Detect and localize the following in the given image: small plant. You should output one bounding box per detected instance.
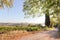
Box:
[26,27,40,31]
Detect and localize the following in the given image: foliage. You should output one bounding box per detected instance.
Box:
[50,16,58,28]
[26,27,41,31]
[23,0,60,17]
[23,0,43,17]
[23,0,60,27]
[43,26,55,31]
[23,0,60,18]
[0,0,14,8]
[0,26,42,34]
[0,25,55,34]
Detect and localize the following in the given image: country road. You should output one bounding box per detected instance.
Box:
[18,28,60,40]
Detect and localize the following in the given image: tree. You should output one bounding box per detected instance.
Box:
[23,0,50,27]
[0,0,14,8]
[45,11,50,27]
[23,0,60,27]
[40,0,60,27]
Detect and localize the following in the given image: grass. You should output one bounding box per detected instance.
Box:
[0,26,55,34]
[0,26,42,34]
[43,27,55,31]
[0,30,32,40]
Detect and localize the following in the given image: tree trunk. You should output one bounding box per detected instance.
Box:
[45,12,50,27]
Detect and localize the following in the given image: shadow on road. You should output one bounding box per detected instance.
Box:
[47,29,60,39]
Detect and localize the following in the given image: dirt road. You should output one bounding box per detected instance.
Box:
[18,28,60,40]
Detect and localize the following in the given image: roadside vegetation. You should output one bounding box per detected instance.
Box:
[0,24,56,34]
[0,25,40,34]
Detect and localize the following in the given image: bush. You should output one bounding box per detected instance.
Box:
[26,27,40,31]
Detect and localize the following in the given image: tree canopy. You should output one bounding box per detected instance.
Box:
[23,0,60,27]
[23,0,60,17]
[0,0,14,8]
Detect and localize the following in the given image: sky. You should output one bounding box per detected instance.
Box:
[0,0,45,24]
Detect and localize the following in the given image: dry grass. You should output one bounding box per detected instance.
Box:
[0,30,32,40]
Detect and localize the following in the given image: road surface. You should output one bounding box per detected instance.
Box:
[18,28,60,40]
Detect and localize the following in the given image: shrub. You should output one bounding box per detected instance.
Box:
[26,27,40,31]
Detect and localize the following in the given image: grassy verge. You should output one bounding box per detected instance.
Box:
[0,26,42,34]
[43,27,55,31]
[0,26,55,34]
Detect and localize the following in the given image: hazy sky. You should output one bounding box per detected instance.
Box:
[0,0,45,24]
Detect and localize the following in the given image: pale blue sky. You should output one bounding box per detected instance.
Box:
[0,0,45,24]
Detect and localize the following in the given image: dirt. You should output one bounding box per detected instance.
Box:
[0,30,32,40]
[18,28,60,40]
[0,28,60,40]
